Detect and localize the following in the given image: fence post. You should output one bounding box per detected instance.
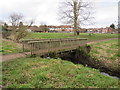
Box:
[22,42,25,52]
[30,43,33,56]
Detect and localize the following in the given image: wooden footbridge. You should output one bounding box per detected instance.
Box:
[21,38,87,56]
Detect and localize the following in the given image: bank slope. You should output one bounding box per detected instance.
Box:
[2,57,119,88]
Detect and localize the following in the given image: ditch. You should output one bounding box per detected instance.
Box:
[41,45,120,80]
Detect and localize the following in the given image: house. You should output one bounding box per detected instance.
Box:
[86,27,115,33]
[59,25,73,32]
[47,25,73,32]
[28,26,43,32]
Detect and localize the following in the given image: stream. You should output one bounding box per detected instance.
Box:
[45,56,120,80]
[100,72,120,80]
[41,46,120,80]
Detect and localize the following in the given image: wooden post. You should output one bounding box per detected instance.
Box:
[23,43,24,52]
[30,43,32,56]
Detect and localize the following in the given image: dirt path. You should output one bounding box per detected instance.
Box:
[1,38,118,62]
[1,52,31,62]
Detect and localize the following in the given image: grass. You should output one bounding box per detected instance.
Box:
[1,40,23,55]
[1,33,119,88]
[90,39,119,70]
[2,57,119,88]
[1,33,118,55]
[24,33,118,41]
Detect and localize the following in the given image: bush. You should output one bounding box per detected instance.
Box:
[14,27,28,42]
[2,29,11,39]
[11,22,28,42]
[2,23,11,39]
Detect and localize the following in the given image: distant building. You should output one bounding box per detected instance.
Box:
[26,29,32,32]
[47,25,73,32]
[28,26,43,32]
[86,27,115,33]
[27,25,116,33]
[6,24,116,33]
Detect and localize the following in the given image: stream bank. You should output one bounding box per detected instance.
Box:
[41,46,120,79]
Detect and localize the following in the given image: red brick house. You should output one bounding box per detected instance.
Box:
[86,27,115,33]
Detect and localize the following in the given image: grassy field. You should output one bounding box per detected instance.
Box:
[2,33,118,55]
[2,33,119,88]
[1,40,23,55]
[2,57,119,88]
[90,39,119,71]
[24,33,118,41]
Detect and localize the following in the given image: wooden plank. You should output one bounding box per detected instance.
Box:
[24,38,87,55]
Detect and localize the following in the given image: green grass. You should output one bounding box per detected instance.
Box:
[24,33,118,41]
[2,57,119,88]
[2,33,118,55]
[1,40,23,55]
[90,39,119,70]
[25,33,72,39]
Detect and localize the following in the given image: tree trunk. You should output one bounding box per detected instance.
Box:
[74,0,78,36]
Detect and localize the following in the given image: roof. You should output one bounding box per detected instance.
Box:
[47,25,72,28]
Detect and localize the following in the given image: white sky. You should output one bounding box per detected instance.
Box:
[0,0,119,28]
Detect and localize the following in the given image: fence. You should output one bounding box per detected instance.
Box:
[21,38,87,55]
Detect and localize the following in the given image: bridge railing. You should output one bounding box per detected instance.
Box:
[20,39,52,51]
[20,38,87,52]
[27,38,87,55]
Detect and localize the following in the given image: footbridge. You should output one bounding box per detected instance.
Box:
[21,38,87,56]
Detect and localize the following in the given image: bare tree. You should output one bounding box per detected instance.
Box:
[59,0,94,35]
[14,21,28,42]
[26,18,35,28]
[8,13,29,42]
[9,13,23,27]
[29,19,34,27]
[39,22,49,32]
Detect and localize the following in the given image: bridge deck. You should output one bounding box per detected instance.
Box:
[21,38,87,56]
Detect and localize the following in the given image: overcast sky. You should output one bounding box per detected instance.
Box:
[0,0,119,28]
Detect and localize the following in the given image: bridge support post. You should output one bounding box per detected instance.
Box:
[22,43,25,52]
